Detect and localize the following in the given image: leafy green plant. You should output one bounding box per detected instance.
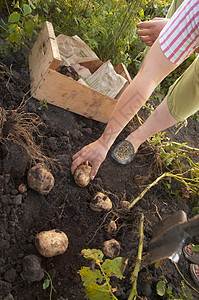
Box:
[38,100,48,111]
[192,202,199,214]
[78,249,125,300]
[43,270,57,300]
[0,0,40,53]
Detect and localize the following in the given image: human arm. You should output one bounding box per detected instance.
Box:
[71,39,177,179]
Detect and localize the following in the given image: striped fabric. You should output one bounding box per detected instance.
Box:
[159,0,199,65]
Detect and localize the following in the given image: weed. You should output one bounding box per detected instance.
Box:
[38,100,48,111]
[43,270,57,300]
[78,248,125,300]
[192,202,199,214]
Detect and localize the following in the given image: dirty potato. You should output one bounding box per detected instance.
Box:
[90,192,112,212]
[103,239,120,258]
[106,220,117,235]
[27,164,54,195]
[121,201,130,208]
[74,164,91,187]
[35,229,68,257]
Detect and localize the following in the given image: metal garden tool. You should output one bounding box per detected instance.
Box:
[147,210,199,264]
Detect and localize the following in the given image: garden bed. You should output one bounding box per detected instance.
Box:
[0,51,199,300]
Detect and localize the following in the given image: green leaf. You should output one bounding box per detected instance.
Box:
[9,33,21,42]
[28,0,36,10]
[23,4,32,16]
[156,280,166,296]
[192,207,199,213]
[25,20,34,34]
[43,278,50,289]
[85,282,115,300]
[81,249,104,263]
[191,245,199,252]
[78,267,103,286]
[167,285,173,295]
[102,257,124,279]
[8,12,20,23]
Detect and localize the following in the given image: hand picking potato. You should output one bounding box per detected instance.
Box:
[74,164,91,187]
[35,229,68,257]
[103,239,120,258]
[90,192,112,212]
[27,164,54,195]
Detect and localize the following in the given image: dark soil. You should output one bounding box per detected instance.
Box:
[0,51,199,300]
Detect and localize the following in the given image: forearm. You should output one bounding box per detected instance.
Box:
[99,40,177,149]
[99,74,155,148]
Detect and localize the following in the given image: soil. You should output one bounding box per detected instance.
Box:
[0,51,199,300]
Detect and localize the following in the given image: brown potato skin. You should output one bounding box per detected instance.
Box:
[103,239,120,258]
[73,165,91,187]
[35,229,68,257]
[27,164,54,195]
[90,192,112,212]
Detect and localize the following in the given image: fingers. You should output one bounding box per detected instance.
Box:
[71,155,85,175]
[136,21,153,29]
[137,29,150,37]
[90,161,101,180]
[139,35,152,43]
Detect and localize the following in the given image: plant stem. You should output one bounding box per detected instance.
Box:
[173,262,199,295]
[128,213,144,300]
[128,173,168,210]
[98,263,119,300]
[168,142,199,152]
[43,270,57,300]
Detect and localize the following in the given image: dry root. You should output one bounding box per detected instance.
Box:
[0,94,54,168]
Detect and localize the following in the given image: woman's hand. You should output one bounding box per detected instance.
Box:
[71,139,109,180]
[136,17,170,46]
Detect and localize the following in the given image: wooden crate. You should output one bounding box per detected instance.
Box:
[29,21,132,123]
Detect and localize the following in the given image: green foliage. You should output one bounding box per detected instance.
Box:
[38,100,48,111]
[192,201,199,214]
[43,270,57,300]
[0,0,41,54]
[150,132,199,198]
[191,245,199,253]
[156,280,166,296]
[78,249,124,300]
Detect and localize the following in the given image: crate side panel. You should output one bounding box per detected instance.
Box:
[29,21,61,92]
[34,69,117,123]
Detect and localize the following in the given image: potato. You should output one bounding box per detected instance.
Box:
[103,239,120,258]
[35,229,68,257]
[18,183,27,193]
[106,220,117,235]
[74,164,91,187]
[27,164,54,195]
[90,192,112,212]
[121,201,130,208]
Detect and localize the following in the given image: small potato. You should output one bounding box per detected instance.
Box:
[90,192,112,212]
[106,220,117,235]
[27,164,54,195]
[74,164,91,187]
[35,229,68,257]
[121,201,130,208]
[18,183,27,193]
[103,239,120,258]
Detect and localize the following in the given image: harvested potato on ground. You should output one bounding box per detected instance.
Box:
[90,192,112,212]
[106,220,117,235]
[35,229,68,257]
[103,239,120,258]
[121,201,130,208]
[27,164,54,195]
[18,183,27,193]
[74,164,91,187]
